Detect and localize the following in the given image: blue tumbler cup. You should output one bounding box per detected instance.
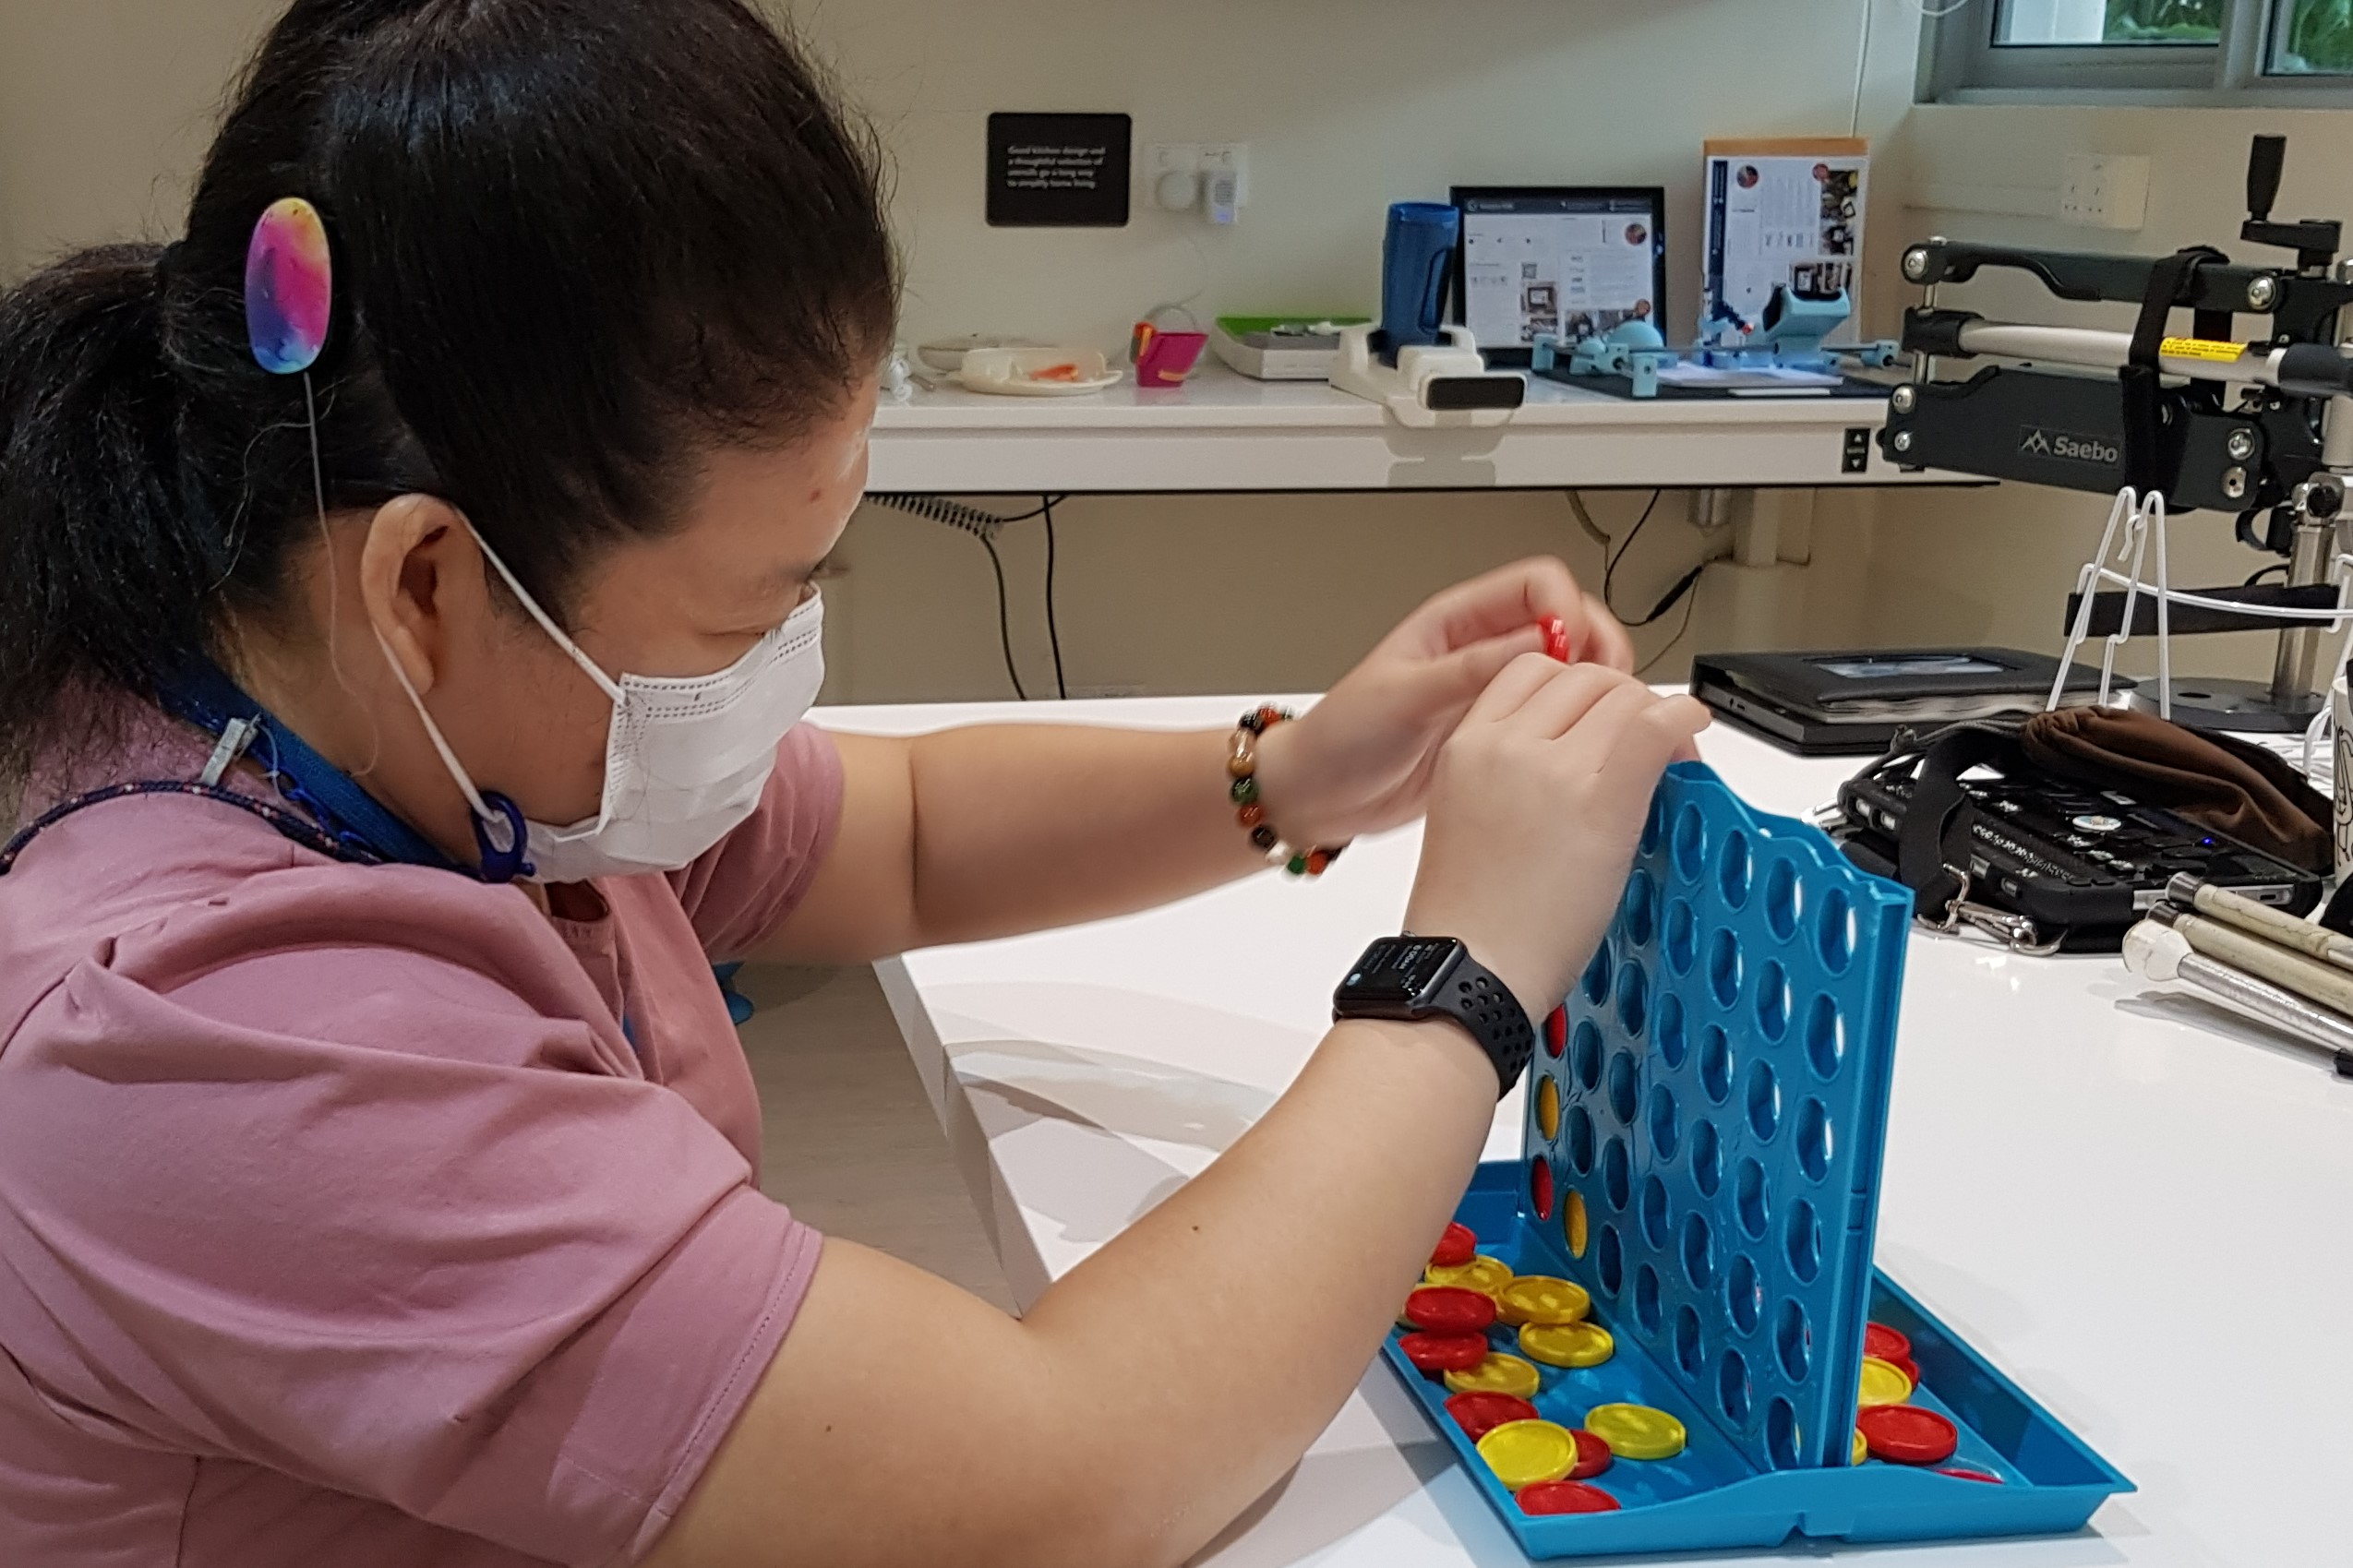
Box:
[1378,202,1460,365]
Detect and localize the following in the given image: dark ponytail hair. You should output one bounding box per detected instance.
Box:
[0,0,896,788]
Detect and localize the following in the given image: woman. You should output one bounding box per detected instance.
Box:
[0,3,1709,1564]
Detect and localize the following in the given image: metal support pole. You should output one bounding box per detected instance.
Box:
[2271,511,2335,708]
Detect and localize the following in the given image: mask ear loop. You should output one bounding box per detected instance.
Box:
[248,197,534,884]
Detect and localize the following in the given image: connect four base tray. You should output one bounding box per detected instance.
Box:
[1385,1164,2132,1558]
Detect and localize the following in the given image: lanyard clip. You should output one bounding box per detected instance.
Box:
[1920,867,2065,955]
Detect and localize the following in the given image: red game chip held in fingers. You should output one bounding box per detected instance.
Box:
[1517,1480,1619,1515]
[1567,1428,1614,1479]
[1544,1006,1568,1058]
[1540,615,1572,664]
[1406,1286,1498,1335]
[1445,1391,1538,1442]
[1401,1332,1491,1374]
[1864,1323,1911,1363]
[1857,1405,1959,1466]
[1430,1221,1477,1269]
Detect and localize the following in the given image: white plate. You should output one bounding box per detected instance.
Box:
[955,368,1124,397]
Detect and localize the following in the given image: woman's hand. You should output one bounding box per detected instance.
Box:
[1253,557,1635,848]
[1405,658,1710,1019]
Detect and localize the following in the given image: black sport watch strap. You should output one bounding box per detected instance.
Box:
[1331,936,1536,1099]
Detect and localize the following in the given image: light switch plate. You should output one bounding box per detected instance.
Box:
[2059,153,2149,231]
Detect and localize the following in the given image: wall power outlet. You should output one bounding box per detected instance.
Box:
[2059,153,2149,231]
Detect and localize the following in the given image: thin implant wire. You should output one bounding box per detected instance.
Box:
[301,372,352,694]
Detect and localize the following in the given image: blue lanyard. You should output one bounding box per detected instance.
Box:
[149,657,465,871]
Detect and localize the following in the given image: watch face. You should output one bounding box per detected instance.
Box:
[1344,937,1461,1004]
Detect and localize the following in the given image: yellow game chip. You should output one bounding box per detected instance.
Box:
[1425,1254,1512,1298]
[1585,1402,1687,1461]
[1475,1418,1579,1489]
[1857,1355,1914,1407]
[1536,1076,1561,1143]
[1443,1352,1542,1399]
[1564,1189,1589,1259]
[1852,1427,1868,1465]
[1496,1275,1591,1327]
[1519,1321,1614,1369]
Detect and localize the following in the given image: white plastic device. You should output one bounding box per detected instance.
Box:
[1327,324,1523,429]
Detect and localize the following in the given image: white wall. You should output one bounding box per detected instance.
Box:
[1858,102,2353,682]
[0,0,1923,703]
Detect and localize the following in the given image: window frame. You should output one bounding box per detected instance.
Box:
[1918,0,2353,105]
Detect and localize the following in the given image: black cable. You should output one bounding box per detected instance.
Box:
[1600,490,1665,621]
[1636,582,1700,678]
[980,534,1027,700]
[2246,563,2289,587]
[1041,495,1068,699]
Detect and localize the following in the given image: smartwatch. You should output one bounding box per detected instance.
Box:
[1332,935,1535,1099]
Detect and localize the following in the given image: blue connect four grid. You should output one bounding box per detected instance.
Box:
[1380,764,2132,1557]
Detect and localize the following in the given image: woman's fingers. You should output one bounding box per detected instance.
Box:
[1397,556,1588,656]
[1465,650,1583,726]
[1579,592,1636,673]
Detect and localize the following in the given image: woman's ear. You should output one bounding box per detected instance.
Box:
[359,494,480,698]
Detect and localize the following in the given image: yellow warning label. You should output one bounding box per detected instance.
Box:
[2160,336,2249,364]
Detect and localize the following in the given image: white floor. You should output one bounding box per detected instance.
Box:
[735,964,1016,1313]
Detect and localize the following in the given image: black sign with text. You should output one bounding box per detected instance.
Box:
[987,113,1131,228]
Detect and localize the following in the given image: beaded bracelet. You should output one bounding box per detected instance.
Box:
[1229,704,1350,879]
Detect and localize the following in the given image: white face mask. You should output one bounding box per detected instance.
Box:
[378,526,826,882]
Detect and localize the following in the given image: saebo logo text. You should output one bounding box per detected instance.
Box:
[2019,425,2119,466]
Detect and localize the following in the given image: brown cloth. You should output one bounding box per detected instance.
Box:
[2021,706,2333,874]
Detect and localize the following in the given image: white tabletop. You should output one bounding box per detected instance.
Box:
[819,696,2348,1568]
[867,362,1957,495]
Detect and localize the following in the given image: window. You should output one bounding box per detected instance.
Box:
[1920,0,2353,101]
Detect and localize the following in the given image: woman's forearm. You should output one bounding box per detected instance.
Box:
[900,723,1273,948]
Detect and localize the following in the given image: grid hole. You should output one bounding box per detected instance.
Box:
[1818,886,1855,974]
[1681,1211,1717,1291]
[1735,1157,1771,1240]
[1785,1197,1823,1284]
[1615,960,1649,1039]
[1719,831,1752,909]
[1566,1104,1597,1174]
[1708,929,1743,1009]
[1690,1118,1723,1196]
[1805,995,1845,1082]
[1766,1398,1802,1469]
[1635,1264,1663,1335]
[1639,1174,1671,1248]
[1746,1059,1782,1143]
[1764,858,1802,940]
[1602,1136,1632,1213]
[1775,1299,1812,1382]
[1655,992,1688,1070]
[1726,1253,1762,1335]
[1673,803,1707,883]
[1640,793,1666,856]
[1675,1305,1705,1375]
[1597,1224,1625,1296]
[1795,1098,1833,1181]
[1581,941,1614,1009]
[1530,1155,1555,1220]
[1756,961,1790,1043]
[1664,900,1698,975]
[1622,868,1657,948]
[1648,1083,1681,1163]
[1606,1050,1639,1125]
[1719,1347,1753,1427]
[1699,1025,1733,1104]
[1572,1021,1604,1093]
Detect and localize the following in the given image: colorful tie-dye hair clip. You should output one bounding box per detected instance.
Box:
[245,197,332,376]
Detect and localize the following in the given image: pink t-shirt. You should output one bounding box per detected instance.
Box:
[0,704,846,1567]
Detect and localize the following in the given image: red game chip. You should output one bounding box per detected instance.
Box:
[1567,1428,1614,1479]
[1445,1391,1538,1441]
[1430,1221,1477,1269]
[1936,1466,2004,1485]
[1888,1354,1921,1388]
[1400,1332,1490,1374]
[1406,1286,1498,1335]
[1857,1405,1958,1466]
[1518,1480,1619,1515]
[1864,1323,1911,1362]
[1540,616,1572,664]
[1530,1157,1555,1221]
[1544,1006,1568,1058]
